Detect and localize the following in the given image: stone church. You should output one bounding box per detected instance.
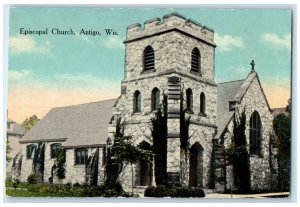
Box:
[12,12,277,193]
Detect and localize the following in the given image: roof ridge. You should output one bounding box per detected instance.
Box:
[217,79,245,84]
[53,98,118,109]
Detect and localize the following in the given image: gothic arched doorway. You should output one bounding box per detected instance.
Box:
[189,142,204,187]
[138,141,153,186]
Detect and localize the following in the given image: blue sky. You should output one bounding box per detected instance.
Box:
[8,7,292,122]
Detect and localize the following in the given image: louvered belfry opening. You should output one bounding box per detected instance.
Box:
[144,46,155,71]
[191,48,200,72]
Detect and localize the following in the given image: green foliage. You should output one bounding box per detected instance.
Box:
[273,99,291,190]
[27,173,38,184]
[225,107,250,192]
[21,115,40,132]
[6,140,12,162]
[12,179,21,189]
[113,136,153,165]
[144,185,205,198]
[24,183,134,197]
[55,148,66,179]
[151,94,168,185]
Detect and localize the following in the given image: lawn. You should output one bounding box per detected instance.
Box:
[6,188,58,197]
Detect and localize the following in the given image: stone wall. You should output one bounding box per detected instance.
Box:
[223,76,277,191]
[6,135,22,177]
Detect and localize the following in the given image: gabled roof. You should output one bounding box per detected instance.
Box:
[20,99,117,148]
[215,71,271,139]
[215,79,244,139]
[7,118,25,136]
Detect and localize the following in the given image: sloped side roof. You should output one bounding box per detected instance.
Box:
[20,99,117,147]
[215,80,244,139]
[7,118,25,136]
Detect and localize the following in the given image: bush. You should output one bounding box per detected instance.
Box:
[12,179,21,189]
[144,185,205,198]
[26,182,134,197]
[27,173,38,184]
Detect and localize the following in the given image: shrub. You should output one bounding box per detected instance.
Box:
[27,173,38,184]
[144,185,205,198]
[12,179,21,189]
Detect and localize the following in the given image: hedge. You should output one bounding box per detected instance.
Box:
[144,185,205,198]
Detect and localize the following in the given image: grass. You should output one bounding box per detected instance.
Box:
[6,188,58,197]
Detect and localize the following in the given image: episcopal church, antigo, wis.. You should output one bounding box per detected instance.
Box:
[12,12,277,193]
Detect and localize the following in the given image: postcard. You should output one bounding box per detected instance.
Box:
[5,7,292,199]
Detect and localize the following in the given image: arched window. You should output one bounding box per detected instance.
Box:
[133,90,141,112]
[143,46,155,71]
[249,111,262,155]
[186,88,193,112]
[191,48,201,72]
[151,88,160,111]
[26,144,36,159]
[200,92,206,115]
[50,143,62,159]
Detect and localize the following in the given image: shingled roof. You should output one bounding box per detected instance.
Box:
[20,99,117,148]
[215,79,244,139]
[7,118,25,136]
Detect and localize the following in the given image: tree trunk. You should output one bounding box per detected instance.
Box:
[131,163,134,195]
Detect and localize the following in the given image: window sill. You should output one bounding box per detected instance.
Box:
[250,154,263,159]
[132,111,142,115]
[141,69,156,75]
[198,112,207,117]
[186,110,194,114]
[190,70,202,76]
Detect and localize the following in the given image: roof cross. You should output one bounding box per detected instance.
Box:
[250,60,255,72]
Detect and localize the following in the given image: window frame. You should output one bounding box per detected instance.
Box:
[249,111,262,156]
[50,143,62,159]
[186,88,193,112]
[75,148,88,165]
[191,48,201,73]
[133,90,141,113]
[26,144,36,159]
[143,45,155,71]
[151,88,160,111]
[200,92,206,115]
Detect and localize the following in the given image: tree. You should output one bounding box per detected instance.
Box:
[225,107,250,192]
[273,99,291,191]
[21,115,40,132]
[6,139,12,162]
[114,135,153,194]
[55,148,66,180]
[151,95,168,185]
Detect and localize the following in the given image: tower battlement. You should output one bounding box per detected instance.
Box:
[125,12,215,46]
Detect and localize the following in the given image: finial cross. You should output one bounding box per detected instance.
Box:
[250,60,255,71]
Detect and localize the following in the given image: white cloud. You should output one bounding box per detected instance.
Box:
[261,33,291,50]
[54,73,97,83]
[103,36,124,49]
[9,70,30,80]
[9,35,52,54]
[215,33,244,52]
[74,34,96,47]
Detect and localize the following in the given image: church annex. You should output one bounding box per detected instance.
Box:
[12,12,277,193]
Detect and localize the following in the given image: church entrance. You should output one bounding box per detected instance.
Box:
[189,142,203,187]
[138,141,153,186]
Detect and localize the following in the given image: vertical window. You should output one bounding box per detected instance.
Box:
[50,143,62,159]
[249,111,262,155]
[133,90,141,112]
[75,149,88,165]
[186,88,193,112]
[200,92,206,114]
[191,48,201,72]
[26,144,36,159]
[151,88,160,111]
[144,46,155,71]
[102,147,106,166]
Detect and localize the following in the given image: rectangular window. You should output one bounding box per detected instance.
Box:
[102,147,106,166]
[50,144,61,159]
[75,149,88,165]
[26,145,36,159]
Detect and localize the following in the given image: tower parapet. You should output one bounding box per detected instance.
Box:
[125,12,215,46]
